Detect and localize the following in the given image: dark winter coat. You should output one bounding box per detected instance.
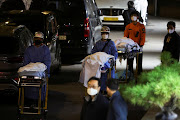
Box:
[80,93,109,120]
[162,31,180,61]
[106,91,128,120]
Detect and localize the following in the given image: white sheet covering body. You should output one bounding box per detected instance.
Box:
[17,62,47,100]
[18,62,47,77]
[114,37,140,52]
[79,52,114,87]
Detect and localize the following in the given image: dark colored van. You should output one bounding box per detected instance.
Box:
[0,24,33,91]
[0,10,61,72]
[47,0,102,62]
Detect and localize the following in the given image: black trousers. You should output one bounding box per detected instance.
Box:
[127,52,143,75]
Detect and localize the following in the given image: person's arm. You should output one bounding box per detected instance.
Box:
[140,24,146,46]
[91,42,99,54]
[23,48,31,66]
[112,99,127,120]
[162,35,167,52]
[44,46,51,75]
[124,25,129,38]
[111,41,118,60]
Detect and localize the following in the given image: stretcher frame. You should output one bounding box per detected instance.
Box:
[17,75,48,119]
[117,50,142,83]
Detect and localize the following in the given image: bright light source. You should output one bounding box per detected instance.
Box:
[21,76,27,79]
[34,76,41,79]
[41,11,49,15]
[5,21,9,24]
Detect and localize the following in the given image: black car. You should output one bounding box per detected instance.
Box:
[0,10,61,72]
[0,23,33,91]
[46,0,102,62]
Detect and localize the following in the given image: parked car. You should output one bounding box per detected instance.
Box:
[0,10,61,72]
[0,23,33,91]
[46,0,102,62]
[99,7,124,27]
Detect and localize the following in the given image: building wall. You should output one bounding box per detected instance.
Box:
[148,0,180,19]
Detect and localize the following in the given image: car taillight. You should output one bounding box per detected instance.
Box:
[84,18,90,38]
[14,77,19,81]
[7,56,23,63]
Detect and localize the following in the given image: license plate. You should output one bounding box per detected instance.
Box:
[104,17,118,21]
[59,35,67,40]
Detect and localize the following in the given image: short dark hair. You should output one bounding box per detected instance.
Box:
[128,1,134,8]
[167,21,176,28]
[106,78,119,91]
[88,76,101,86]
[130,11,139,17]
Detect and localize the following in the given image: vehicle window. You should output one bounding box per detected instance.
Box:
[0,37,19,54]
[85,0,95,17]
[19,28,33,49]
[46,15,57,34]
[101,9,123,16]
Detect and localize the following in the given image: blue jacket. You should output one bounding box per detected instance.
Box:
[91,39,118,91]
[107,91,128,120]
[23,45,51,75]
[92,39,118,60]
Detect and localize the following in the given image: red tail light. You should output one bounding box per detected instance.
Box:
[7,56,23,63]
[84,18,90,37]
[14,77,19,81]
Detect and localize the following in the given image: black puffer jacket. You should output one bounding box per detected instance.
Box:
[80,93,109,120]
[162,31,180,61]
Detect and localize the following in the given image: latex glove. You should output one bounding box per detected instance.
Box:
[140,47,143,52]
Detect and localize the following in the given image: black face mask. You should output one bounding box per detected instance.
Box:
[34,40,43,46]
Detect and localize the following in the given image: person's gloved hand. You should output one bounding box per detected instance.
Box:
[101,67,108,73]
[140,46,143,52]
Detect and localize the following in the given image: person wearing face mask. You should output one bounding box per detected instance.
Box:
[23,31,51,76]
[80,76,109,120]
[124,11,146,76]
[123,1,143,28]
[106,78,128,120]
[91,26,118,94]
[162,21,180,62]
[23,31,51,106]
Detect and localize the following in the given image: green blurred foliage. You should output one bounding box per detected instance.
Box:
[119,52,180,109]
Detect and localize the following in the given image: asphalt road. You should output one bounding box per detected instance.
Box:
[0,15,180,120]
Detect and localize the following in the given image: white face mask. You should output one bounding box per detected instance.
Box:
[87,88,98,96]
[131,16,137,21]
[168,29,174,34]
[102,34,109,40]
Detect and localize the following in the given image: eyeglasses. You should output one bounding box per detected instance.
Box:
[87,84,99,89]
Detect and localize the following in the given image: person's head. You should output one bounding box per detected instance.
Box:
[87,76,101,96]
[167,21,176,34]
[130,11,139,22]
[106,78,119,97]
[34,31,44,46]
[128,1,134,8]
[101,26,110,40]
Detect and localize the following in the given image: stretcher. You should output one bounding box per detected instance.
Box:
[17,71,48,120]
[79,52,115,87]
[115,37,142,83]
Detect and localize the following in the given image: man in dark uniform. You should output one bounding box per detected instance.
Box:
[162,21,180,62]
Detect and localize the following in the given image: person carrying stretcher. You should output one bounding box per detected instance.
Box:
[92,26,118,94]
[23,31,51,105]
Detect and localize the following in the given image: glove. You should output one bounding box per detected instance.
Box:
[140,46,143,52]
